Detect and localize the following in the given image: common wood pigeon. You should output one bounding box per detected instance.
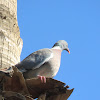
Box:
[15,40,70,83]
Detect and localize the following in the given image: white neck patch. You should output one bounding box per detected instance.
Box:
[52,46,62,50]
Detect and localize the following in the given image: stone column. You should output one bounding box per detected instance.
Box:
[0,0,23,68]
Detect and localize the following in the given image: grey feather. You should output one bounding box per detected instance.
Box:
[15,48,53,72]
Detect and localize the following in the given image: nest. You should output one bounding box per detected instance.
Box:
[0,66,74,100]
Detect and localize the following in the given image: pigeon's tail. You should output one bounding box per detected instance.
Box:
[0,67,12,72]
[0,70,11,78]
[15,63,20,68]
[15,63,26,73]
[0,66,13,77]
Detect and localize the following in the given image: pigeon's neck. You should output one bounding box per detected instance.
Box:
[52,46,62,51]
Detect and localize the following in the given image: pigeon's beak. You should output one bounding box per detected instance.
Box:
[67,49,70,54]
[65,47,70,54]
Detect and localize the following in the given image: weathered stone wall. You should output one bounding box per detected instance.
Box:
[0,0,23,68]
[0,0,17,18]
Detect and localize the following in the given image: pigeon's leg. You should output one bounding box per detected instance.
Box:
[42,76,46,83]
[37,75,46,83]
[38,75,43,83]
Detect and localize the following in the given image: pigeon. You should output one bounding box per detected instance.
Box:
[15,40,70,83]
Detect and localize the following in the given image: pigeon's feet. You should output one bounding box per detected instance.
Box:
[37,75,46,83]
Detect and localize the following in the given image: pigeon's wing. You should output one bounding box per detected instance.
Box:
[16,48,53,72]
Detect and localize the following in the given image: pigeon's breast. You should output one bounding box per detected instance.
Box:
[47,49,62,77]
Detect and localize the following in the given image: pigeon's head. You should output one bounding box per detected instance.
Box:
[52,40,70,54]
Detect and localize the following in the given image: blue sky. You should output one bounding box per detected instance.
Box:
[17,0,100,100]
